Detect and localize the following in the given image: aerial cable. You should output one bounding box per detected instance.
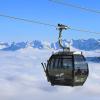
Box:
[0,14,56,27]
[49,0,100,14]
[0,13,100,34]
[69,27,100,34]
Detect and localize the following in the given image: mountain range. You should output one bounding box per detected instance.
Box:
[0,38,100,51]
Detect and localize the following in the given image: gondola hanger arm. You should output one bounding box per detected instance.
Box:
[57,24,70,51]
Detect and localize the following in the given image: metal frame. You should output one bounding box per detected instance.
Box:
[57,24,70,51]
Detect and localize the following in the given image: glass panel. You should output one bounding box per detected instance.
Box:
[58,59,62,69]
[63,56,72,59]
[49,58,54,69]
[74,55,88,69]
[54,59,59,69]
[62,59,72,69]
[74,55,88,83]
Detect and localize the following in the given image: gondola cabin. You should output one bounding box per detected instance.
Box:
[41,24,89,86]
[44,51,89,86]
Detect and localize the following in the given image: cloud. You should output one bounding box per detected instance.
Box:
[0,49,100,100]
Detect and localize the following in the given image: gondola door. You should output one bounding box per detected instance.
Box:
[59,55,73,84]
[74,55,88,85]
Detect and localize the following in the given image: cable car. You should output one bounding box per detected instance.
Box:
[41,24,89,86]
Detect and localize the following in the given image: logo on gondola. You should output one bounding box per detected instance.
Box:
[56,73,64,77]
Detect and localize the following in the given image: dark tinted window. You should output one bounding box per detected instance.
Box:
[48,58,54,69]
[63,56,72,59]
[62,59,72,69]
[58,59,62,69]
[74,55,88,69]
[54,59,59,69]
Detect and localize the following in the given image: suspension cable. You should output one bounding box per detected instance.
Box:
[0,14,56,27]
[49,0,100,14]
[0,13,100,34]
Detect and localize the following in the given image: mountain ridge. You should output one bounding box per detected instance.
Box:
[0,38,100,51]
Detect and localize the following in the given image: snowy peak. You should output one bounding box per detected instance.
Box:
[0,38,100,51]
[30,40,43,49]
[2,42,27,51]
[72,38,100,51]
[0,42,9,49]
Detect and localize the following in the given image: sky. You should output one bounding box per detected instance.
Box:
[0,0,100,42]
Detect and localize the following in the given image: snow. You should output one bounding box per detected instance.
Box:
[0,45,6,49]
[0,48,100,100]
[0,42,8,49]
[0,38,100,51]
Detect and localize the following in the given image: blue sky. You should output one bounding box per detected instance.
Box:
[0,0,100,42]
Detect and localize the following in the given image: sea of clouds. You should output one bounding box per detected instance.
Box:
[0,47,100,100]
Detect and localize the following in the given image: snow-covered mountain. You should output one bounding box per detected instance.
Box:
[72,38,100,51]
[0,42,9,49]
[0,39,100,63]
[0,38,100,51]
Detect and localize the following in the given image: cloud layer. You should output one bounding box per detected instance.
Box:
[0,48,100,100]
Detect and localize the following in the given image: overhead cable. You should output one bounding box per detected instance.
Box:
[0,14,56,27]
[0,13,100,34]
[49,0,100,14]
